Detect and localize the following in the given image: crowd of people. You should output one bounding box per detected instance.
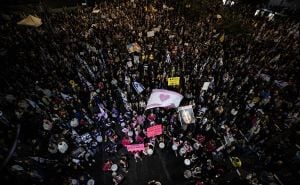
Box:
[0,0,299,185]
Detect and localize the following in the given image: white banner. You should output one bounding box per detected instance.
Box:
[146,89,183,110]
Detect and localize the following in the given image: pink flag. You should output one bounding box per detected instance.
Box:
[146,89,183,110]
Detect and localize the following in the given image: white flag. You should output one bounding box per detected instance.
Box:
[259,74,271,82]
[60,92,73,100]
[25,99,39,109]
[146,89,183,110]
[97,103,108,120]
[78,72,94,91]
[213,33,220,38]
[132,81,145,94]
[274,80,288,88]
[269,54,280,64]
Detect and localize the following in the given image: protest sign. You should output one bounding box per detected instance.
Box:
[92,9,100,14]
[153,27,161,32]
[177,105,195,125]
[168,77,180,86]
[132,81,145,94]
[169,35,175,39]
[127,61,133,68]
[147,31,155,37]
[126,144,145,152]
[147,124,163,138]
[202,82,210,91]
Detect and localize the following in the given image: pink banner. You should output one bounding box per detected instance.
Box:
[147,124,163,138]
[126,144,145,152]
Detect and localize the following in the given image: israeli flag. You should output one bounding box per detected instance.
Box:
[78,71,94,91]
[60,92,73,101]
[165,53,171,63]
[132,81,145,94]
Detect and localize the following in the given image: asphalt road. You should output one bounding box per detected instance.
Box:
[96,143,188,185]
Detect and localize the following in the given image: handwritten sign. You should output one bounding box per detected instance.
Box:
[168,77,180,86]
[147,124,163,138]
[126,144,145,152]
[147,31,155,37]
[201,82,210,91]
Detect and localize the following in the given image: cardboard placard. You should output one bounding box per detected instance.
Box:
[168,77,180,86]
[153,27,161,32]
[202,82,210,91]
[126,144,145,152]
[147,31,155,37]
[92,9,100,14]
[177,105,195,125]
[147,124,163,138]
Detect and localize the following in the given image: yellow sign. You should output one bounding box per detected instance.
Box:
[168,77,180,86]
